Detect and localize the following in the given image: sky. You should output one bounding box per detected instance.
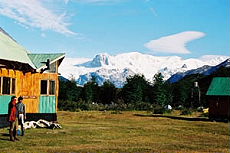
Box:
[0,0,229,58]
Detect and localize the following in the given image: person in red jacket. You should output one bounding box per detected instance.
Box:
[8,96,19,141]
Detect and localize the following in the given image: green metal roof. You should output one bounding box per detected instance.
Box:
[28,53,65,69]
[0,30,36,69]
[206,77,230,96]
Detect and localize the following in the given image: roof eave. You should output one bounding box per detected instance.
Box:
[36,54,65,72]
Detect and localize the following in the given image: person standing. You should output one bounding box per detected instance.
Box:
[16,96,26,136]
[8,96,19,141]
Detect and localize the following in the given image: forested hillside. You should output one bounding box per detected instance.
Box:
[58,66,230,112]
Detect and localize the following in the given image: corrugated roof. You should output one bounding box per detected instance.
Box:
[0,30,36,69]
[206,77,230,96]
[28,53,65,69]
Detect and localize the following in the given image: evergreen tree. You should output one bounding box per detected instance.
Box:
[100,81,116,104]
[164,82,173,106]
[122,74,149,104]
[59,76,82,102]
[171,83,188,107]
[82,77,99,103]
[59,77,68,101]
[171,74,201,108]
[152,73,167,106]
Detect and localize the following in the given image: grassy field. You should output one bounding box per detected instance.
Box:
[0,111,229,153]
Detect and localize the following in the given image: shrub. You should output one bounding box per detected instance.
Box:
[133,102,153,111]
[152,105,165,114]
[197,106,204,112]
[75,108,81,112]
[88,103,105,111]
[58,100,78,112]
[200,112,209,117]
[176,105,184,110]
[76,99,90,110]
[164,109,172,114]
[181,108,192,115]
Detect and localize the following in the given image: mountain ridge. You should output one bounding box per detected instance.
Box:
[59,52,229,87]
[168,58,230,83]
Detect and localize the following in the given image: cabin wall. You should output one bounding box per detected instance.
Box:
[0,68,59,115]
[22,72,59,113]
[208,96,230,120]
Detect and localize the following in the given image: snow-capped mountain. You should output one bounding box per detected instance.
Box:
[77,68,135,88]
[59,52,229,88]
[168,58,230,83]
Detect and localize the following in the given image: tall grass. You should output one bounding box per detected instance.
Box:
[0,111,229,153]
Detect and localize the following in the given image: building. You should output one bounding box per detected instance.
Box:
[0,28,65,127]
[206,77,230,120]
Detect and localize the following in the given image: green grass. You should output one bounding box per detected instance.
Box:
[0,111,229,153]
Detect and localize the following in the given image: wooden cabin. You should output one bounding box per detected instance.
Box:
[206,77,230,120]
[0,28,65,127]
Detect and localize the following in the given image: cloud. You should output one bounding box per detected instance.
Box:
[0,0,75,35]
[78,0,119,2]
[149,7,158,17]
[144,31,205,54]
[64,0,70,4]
[41,33,46,38]
[144,0,158,17]
[67,0,122,4]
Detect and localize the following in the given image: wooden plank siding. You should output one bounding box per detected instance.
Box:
[40,96,56,113]
[0,68,59,114]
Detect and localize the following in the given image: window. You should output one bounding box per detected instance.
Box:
[1,77,16,95]
[48,62,57,73]
[49,80,55,95]
[41,80,48,94]
[11,78,16,94]
[3,77,10,94]
[41,80,55,95]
